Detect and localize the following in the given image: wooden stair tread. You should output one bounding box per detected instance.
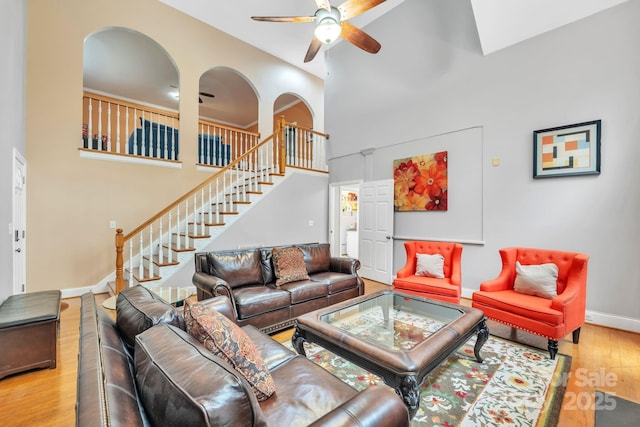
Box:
[144,255,179,267]
[164,243,196,252]
[129,267,161,282]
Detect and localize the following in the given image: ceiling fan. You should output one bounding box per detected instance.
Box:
[198,91,215,104]
[170,85,215,103]
[252,0,386,63]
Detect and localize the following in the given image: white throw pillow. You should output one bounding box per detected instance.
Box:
[415,253,445,279]
[513,261,559,299]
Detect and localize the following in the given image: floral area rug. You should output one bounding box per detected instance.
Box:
[283,311,570,426]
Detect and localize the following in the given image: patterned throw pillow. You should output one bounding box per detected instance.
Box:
[272,246,310,286]
[183,298,276,401]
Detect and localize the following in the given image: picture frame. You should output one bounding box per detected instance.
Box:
[533,120,601,178]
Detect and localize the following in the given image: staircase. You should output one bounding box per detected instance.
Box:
[107,120,328,296]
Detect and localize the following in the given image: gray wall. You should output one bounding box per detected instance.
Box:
[0,0,26,303]
[167,171,330,286]
[325,0,640,328]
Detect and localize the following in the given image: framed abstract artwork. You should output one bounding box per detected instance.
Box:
[533,120,601,178]
[393,151,448,211]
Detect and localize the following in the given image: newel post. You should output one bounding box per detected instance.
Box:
[278,115,287,175]
[115,228,125,294]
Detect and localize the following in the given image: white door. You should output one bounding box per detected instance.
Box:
[12,149,27,294]
[358,179,394,284]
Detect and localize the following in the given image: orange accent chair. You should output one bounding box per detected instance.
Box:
[393,241,463,303]
[472,247,589,359]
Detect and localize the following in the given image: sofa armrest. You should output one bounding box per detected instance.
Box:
[479,248,517,292]
[192,273,238,313]
[330,257,361,275]
[308,386,409,427]
[550,254,589,329]
[199,296,239,324]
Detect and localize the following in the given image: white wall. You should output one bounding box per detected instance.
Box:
[325,0,640,330]
[167,171,329,286]
[0,0,26,303]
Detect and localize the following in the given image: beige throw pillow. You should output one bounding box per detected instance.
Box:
[415,253,445,279]
[513,261,559,299]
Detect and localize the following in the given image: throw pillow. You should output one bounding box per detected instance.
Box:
[183,298,276,401]
[513,261,559,299]
[272,246,310,286]
[415,253,445,279]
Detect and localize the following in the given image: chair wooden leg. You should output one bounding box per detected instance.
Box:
[547,339,558,360]
[572,327,581,344]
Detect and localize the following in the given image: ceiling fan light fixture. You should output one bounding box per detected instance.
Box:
[314,18,341,44]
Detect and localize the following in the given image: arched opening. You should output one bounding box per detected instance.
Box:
[196,67,260,167]
[273,93,313,129]
[273,93,326,171]
[82,27,180,160]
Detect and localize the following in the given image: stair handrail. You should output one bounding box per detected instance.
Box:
[113,117,328,294]
[114,123,283,294]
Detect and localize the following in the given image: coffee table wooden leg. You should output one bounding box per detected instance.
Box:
[292,327,307,357]
[398,375,420,419]
[474,319,489,363]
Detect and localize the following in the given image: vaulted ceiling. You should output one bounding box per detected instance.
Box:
[83,0,628,128]
[159,0,628,79]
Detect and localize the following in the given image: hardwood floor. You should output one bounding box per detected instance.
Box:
[0,282,638,426]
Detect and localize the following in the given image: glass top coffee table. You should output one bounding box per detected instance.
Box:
[292,290,489,419]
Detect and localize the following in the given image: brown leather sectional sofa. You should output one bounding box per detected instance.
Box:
[76,286,409,426]
[193,243,364,334]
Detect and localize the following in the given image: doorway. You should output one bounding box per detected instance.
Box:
[329,183,360,259]
[12,148,26,294]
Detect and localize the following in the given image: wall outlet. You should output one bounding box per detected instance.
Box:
[109,220,116,229]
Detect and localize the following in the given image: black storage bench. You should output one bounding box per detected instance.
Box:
[0,290,61,379]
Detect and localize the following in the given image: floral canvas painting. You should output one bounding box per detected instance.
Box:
[393,151,448,211]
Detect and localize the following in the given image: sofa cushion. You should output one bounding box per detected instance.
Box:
[393,276,459,298]
[514,261,558,299]
[116,286,185,354]
[242,325,298,370]
[259,248,276,285]
[234,286,291,318]
[135,324,268,427]
[279,280,328,304]
[309,271,358,294]
[272,247,310,286]
[208,249,264,288]
[263,355,357,426]
[184,298,276,401]
[415,253,445,279]
[298,243,331,275]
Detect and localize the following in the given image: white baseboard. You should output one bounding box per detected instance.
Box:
[461,287,640,334]
[61,282,110,299]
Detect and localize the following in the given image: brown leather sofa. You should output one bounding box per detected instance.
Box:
[76,286,409,427]
[193,243,364,334]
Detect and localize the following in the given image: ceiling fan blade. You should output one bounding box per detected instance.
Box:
[304,37,323,63]
[338,0,387,20]
[340,21,381,54]
[251,16,315,23]
[314,0,332,12]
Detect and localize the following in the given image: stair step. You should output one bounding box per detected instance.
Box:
[130,267,161,283]
[164,243,196,252]
[144,254,180,267]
